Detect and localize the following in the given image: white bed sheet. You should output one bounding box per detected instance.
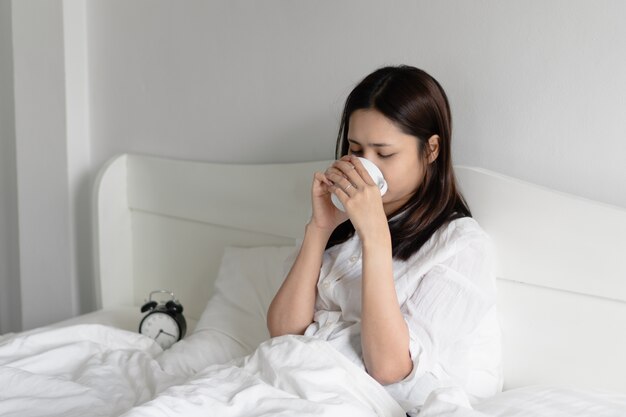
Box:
[415,385,626,417]
[474,385,626,417]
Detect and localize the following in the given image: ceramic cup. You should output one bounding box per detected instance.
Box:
[331,157,388,212]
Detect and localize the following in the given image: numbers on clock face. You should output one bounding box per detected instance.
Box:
[140,313,180,350]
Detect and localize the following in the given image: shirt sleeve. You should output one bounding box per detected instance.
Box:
[386,234,497,410]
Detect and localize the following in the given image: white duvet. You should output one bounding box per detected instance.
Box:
[0,324,405,417]
[123,334,405,417]
[2,324,626,417]
[0,325,181,417]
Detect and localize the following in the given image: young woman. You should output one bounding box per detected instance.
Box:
[267,65,502,415]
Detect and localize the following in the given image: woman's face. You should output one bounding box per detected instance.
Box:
[347,108,426,216]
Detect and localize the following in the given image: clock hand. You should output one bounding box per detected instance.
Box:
[161,330,176,338]
[155,329,176,340]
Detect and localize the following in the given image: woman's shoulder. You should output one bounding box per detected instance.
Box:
[444,216,494,259]
[426,216,489,245]
[443,216,490,243]
[406,217,493,266]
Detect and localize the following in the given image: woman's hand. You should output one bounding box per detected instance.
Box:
[325,155,389,242]
[309,168,349,233]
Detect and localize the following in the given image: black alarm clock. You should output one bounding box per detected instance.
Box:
[139,290,187,350]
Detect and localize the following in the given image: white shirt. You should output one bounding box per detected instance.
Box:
[301,217,503,415]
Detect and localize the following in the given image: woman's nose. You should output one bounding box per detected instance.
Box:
[361,151,376,161]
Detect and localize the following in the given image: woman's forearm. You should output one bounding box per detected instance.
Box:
[267,223,332,337]
[360,233,413,385]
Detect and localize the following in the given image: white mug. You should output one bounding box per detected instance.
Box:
[331,157,388,212]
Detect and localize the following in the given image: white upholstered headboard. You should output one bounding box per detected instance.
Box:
[457,167,626,392]
[94,153,626,393]
[94,154,328,321]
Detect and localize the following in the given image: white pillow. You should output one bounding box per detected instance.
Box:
[158,245,297,376]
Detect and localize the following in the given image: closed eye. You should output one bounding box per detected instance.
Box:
[349,149,395,159]
[348,149,396,159]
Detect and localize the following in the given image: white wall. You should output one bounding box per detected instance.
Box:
[1,0,91,332]
[0,0,21,333]
[2,0,625,331]
[88,0,626,208]
[11,0,79,330]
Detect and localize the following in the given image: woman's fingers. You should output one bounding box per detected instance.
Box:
[326,160,357,182]
[345,156,376,186]
[334,159,363,187]
[332,156,376,187]
[324,156,381,203]
[325,170,357,195]
[336,180,356,196]
[314,171,333,188]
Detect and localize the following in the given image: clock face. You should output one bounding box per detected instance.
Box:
[139,312,180,350]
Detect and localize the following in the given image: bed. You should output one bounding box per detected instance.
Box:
[1,153,625,417]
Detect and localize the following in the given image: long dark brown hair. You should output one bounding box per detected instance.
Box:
[326,65,472,261]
